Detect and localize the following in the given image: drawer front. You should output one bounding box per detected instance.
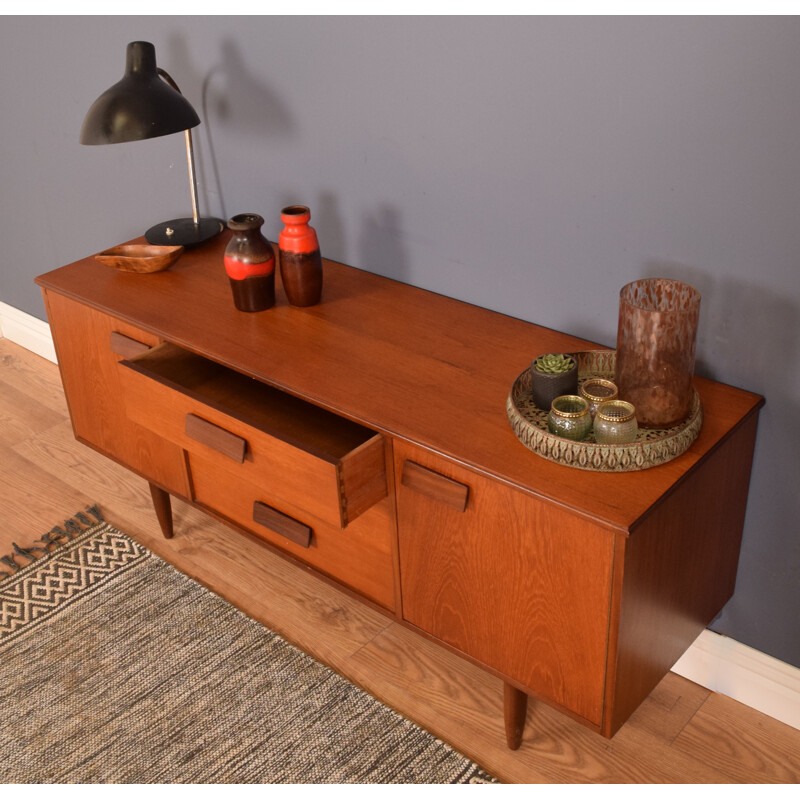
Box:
[190,453,396,611]
[394,441,614,726]
[118,347,386,528]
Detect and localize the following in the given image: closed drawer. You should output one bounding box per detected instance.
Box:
[190,453,396,610]
[118,342,387,528]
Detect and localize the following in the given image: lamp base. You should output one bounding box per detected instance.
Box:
[145,217,225,247]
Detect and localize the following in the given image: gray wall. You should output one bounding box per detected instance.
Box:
[2,17,798,667]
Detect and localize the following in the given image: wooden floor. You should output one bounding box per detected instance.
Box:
[1,336,798,784]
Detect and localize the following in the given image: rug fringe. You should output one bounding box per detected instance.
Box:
[0,505,104,579]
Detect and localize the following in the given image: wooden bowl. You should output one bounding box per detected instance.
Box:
[95,244,184,273]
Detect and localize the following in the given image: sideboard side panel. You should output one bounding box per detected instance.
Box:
[607,411,761,735]
[43,289,190,498]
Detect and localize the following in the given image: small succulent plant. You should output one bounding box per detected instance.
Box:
[533,353,575,375]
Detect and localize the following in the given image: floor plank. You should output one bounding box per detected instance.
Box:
[0,377,65,448]
[1,337,798,784]
[0,338,69,416]
[0,448,92,553]
[346,625,733,783]
[624,672,710,744]
[672,691,800,783]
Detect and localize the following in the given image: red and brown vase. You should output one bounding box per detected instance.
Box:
[224,213,275,312]
[278,205,323,307]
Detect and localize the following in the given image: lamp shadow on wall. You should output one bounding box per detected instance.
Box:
[358,205,410,286]
[275,199,408,305]
[315,191,346,261]
[166,37,294,223]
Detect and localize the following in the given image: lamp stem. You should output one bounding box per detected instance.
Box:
[158,67,201,228]
[184,128,200,226]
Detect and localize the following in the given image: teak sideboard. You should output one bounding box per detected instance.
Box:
[36,233,764,747]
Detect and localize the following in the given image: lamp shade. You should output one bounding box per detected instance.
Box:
[80,41,200,145]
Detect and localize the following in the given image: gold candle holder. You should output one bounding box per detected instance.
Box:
[579,378,618,418]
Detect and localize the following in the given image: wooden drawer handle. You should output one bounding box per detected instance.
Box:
[253,501,312,548]
[401,461,469,512]
[185,413,247,463]
[110,331,151,359]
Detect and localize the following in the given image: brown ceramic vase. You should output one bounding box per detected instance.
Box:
[224,213,275,312]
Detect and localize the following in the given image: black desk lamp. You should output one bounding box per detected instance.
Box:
[80,41,224,246]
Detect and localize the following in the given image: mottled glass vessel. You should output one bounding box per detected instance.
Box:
[594,400,638,444]
[615,279,700,428]
[547,395,592,441]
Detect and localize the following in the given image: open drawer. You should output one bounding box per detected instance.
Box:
[118,342,387,528]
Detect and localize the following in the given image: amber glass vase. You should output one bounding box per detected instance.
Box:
[615,279,701,428]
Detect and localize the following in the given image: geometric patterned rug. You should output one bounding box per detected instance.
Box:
[0,507,497,784]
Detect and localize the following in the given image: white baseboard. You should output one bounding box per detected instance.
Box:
[1,302,798,732]
[0,300,57,363]
[672,629,800,731]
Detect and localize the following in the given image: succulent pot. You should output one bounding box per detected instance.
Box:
[224,213,276,312]
[529,354,578,410]
[278,205,323,307]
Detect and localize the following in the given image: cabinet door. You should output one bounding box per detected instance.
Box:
[43,290,190,497]
[395,441,614,726]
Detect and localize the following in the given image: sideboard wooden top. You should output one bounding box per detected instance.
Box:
[37,232,763,533]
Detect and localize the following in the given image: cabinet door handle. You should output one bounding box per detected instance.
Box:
[401,461,469,512]
[110,331,151,359]
[185,413,247,463]
[253,501,312,548]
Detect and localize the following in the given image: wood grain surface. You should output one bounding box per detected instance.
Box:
[36,241,766,744]
[188,451,397,611]
[394,440,614,726]
[607,410,761,734]
[43,291,190,498]
[400,460,470,512]
[35,235,764,532]
[1,338,796,783]
[118,339,387,528]
[252,500,313,548]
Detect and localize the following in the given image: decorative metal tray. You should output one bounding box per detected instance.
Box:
[506,350,702,472]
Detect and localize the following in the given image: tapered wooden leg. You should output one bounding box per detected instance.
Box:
[148,483,174,539]
[504,682,528,750]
